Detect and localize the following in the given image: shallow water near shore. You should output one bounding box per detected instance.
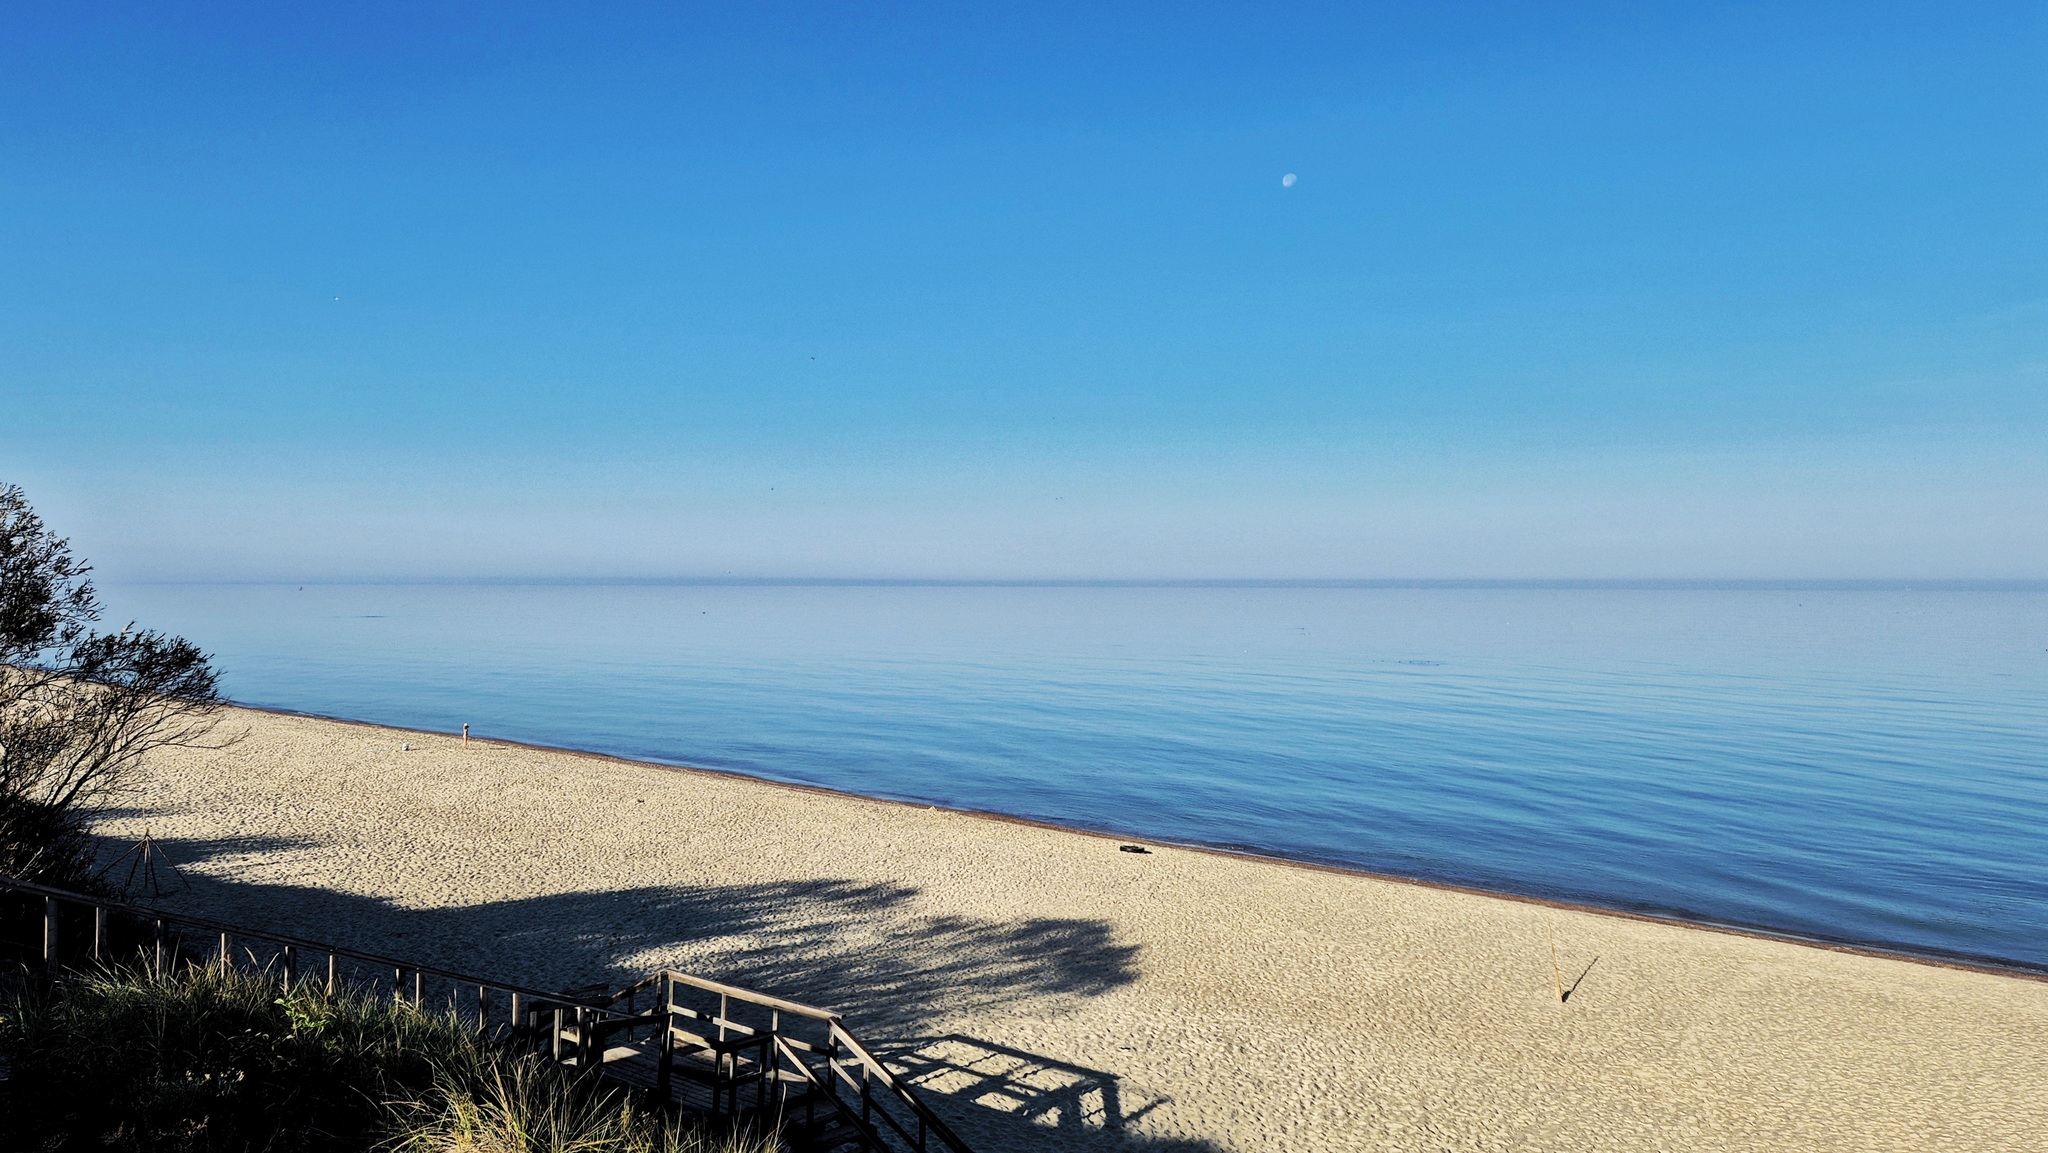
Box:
[103,581,2048,970]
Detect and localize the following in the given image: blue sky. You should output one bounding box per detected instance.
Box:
[3,1,2043,579]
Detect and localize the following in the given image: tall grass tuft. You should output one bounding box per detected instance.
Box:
[390,1051,768,1153]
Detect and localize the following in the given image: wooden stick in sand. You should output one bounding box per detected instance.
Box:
[1547,919,1566,1004]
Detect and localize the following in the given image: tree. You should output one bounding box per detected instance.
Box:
[0,484,228,884]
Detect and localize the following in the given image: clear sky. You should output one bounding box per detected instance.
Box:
[3,2,2043,580]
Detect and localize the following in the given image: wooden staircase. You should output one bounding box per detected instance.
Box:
[2,876,972,1153]
[553,969,972,1153]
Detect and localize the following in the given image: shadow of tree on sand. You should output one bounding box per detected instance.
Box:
[114,834,1222,1152]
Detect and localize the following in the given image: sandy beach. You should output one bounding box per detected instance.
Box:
[96,707,2048,1153]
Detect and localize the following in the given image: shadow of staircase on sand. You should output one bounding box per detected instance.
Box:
[876,1033,1223,1153]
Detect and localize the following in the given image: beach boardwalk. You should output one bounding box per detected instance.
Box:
[1,875,971,1153]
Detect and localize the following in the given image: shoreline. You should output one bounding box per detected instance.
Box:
[236,701,2048,985]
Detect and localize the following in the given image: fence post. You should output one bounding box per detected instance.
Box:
[43,896,59,975]
[153,918,166,973]
[282,945,296,992]
[93,905,107,963]
[825,1029,839,1103]
[656,1009,675,1102]
[218,931,232,976]
[326,952,338,996]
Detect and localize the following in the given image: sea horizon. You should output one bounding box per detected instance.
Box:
[118,576,2048,589]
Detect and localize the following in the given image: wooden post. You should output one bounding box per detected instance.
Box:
[92,905,107,963]
[43,896,59,975]
[412,968,423,1008]
[656,1009,676,1102]
[219,931,233,976]
[281,945,296,992]
[326,952,339,996]
[825,1029,841,1103]
[462,723,469,747]
[153,918,166,974]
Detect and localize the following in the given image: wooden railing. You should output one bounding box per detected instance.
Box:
[0,876,973,1153]
[0,874,601,1041]
[603,969,974,1153]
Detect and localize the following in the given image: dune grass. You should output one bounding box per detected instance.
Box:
[387,1052,766,1153]
[0,963,773,1153]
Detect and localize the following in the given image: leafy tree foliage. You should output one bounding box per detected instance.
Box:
[0,483,226,884]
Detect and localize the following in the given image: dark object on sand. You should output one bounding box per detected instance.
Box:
[1118,844,1151,854]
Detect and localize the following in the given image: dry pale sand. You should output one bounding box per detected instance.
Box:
[96,707,2046,1153]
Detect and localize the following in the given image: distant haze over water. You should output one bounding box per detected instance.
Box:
[107,581,2048,971]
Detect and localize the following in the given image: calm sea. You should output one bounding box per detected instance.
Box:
[102,581,2048,970]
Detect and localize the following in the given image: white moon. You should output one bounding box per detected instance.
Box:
[1281,173,1297,188]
